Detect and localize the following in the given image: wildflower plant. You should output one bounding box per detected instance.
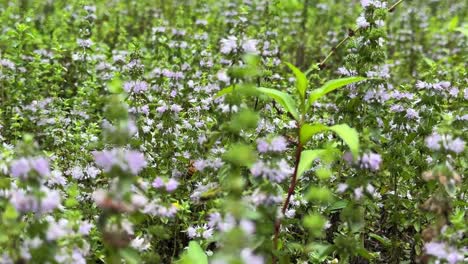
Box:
[0,0,466,263]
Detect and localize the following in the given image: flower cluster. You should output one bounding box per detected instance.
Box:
[425,133,465,154]
[10,156,50,179]
[92,148,147,175]
[250,159,293,182]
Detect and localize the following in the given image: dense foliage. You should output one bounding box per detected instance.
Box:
[0,0,466,263]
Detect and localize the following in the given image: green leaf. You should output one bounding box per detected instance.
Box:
[178,241,208,264]
[369,233,391,248]
[300,123,329,144]
[356,247,374,260]
[300,124,359,157]
[303,213,327,237]
[455,24,468,36]
[223,143,257,167]
[447,16,459,32]
[257,87,299,120]
[120,248,142,264]
[2,204,18,222]
[307,186,334,204]
[215,86,234,98]
[423,57,436,67]
[108,76,123,94]
[297,149,327,178]
[285,62,308,100]
[327,200,349,211]
[308,77,366,107]
[328,124,360,158]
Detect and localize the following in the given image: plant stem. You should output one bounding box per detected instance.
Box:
[389,0,404,12]
[318,33,353,69]
[272,125,303,263]
[318,0,405,69]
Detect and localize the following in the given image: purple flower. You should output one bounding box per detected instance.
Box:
[79,221,93,235]
[256,136,287,153]
[270,136,287,152]
[425,242,447,258]
[40,188,61,213]
[187,226,197,238]
[165,178,179,192]
[77,38,93,48]
[156,105,167,113]
[354,186,364,199]
[92,150,115,172]
[356,15,370,28]
[390,104,404,113]
[425,133,442,150]
[170,104,182,113]
[242,39,258,54]
[93,148,146,175]
[342,152,355,165]
[256,139,269,153]
[241,248,264,264]
[424,242,464,264]
[10,158,31,179]
[449,87,459,97]
[250,159,292,182]
[360,0,371,7]
[337,183,348,193]
[124,80,148,93]
[134,81,148,93]
[220,36,237,54]
[125,151,147,175]
[30,157,50,177]
[193,159,207,171]
[152,177,165,188]
[405,108,420,120]
[447,138,465,154]
[360,152,382,171]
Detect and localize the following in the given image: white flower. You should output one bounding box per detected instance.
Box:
[131,236,151,252]
[217,69,230,83]
[242,39,258,54]
[220,36,237,54]
[357,15,370,28]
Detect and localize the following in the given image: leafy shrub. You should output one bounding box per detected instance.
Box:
[0,0,466,263]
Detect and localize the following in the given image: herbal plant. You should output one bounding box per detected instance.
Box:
[0,0,466,263]
[238,65,365,260]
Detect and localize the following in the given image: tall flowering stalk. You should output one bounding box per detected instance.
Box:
[218,61,365,262]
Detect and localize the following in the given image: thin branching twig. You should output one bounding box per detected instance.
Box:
[318,0,405,69]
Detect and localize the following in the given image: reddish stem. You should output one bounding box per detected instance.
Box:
[272,136,303,263]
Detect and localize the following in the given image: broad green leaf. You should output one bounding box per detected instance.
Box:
[223,143,257,167]
[257,87,299,120]
[2,204,18,222]
[215,86,233,97]
[356,247,374,260]
[285,62,308,100]
[108,76,123,94]
[297,149,327,178]
[300,124,360,157]
[455,25,468,36]
[307,186,334,204]
[328,124,360,158]
[300,123,329,144]
[308,77,366,106]
[303,213,327,237]
[327,200,349,211]
[447,16,459,31]
[120,248,142,264]
[178,241,208,264]
[369,233,391,248]
[423,57,436,67]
